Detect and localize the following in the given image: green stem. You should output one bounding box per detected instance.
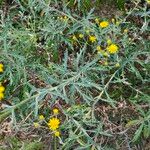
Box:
[54,136,57,150]
[0,58,96,123]
[0,94,37,123]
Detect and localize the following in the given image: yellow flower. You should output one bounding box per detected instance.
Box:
[64,16,67,19]
[115,63,120,67]
[53,108,59,115]
[116,21,120,26]
[0,86,5,93]
[33,122,39,128]
[48,118,60,130]
[0,92,4,100]
[146,0,150,4]
[54,131,60,137]
[129,38,132,41]
[79,34,84,38]
[60,17,63,20]
[124,29,128,33]
[0,68,3,72]
[107,44,119,54]
[107,39,112,45]
[104,61,108,66]
[89,35,96,43]
[0,63,4,68]
[63,16,68,21]
[85,29,90,34]
[39,115,45,120]
[72,35,77,41]
[0,63,4,73]
[96,45,102,52]
[99,21,109,28]
[95,18,99,24]
[111,18,115,23]
[103,52,109,57]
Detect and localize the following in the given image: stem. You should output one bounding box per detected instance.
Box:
[0,66,83,123]
[54,136,57,150]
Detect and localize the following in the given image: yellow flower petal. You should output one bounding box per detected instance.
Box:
[0,68,4,73]
[95,18,99,24]
[104,61,108,66]
[72,35,77,41]
[103,52,109,57]
[111,18,115,23]
[146,0,150,4]
[107,44,119,54]
[0,86,5,93]
[89,35,96,43]
[53,108,59,115]
[39,115,45,120]
[85,29,90,34]
[0,92,4,100]
[54,131,60,137]
[48,118,60,130]
[99,21,109,28]
[33,122,40,128]
[107,39,112,45]
[115,63,120,67]
[124,29,128,33]
[116,21,120,26]
[96,45,102,52]
[0,63,4,68]
[79,34,84,38]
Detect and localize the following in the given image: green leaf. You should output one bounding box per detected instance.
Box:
[132,123,144,143]
[143,124,150,139]
[116,0,125,10]
[126,120,140,128]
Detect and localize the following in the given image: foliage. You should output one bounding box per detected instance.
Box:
[0,136,44,150]
[0,0,150,149]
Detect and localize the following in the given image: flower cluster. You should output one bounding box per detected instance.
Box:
[0,63,5,100]
[96,42,119,66]
[48,108,60,137]
[70,20,110,44]
[33,108,60,137]
[56,14,128,68]
[70,19,120,58]
[92,18,123,66]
